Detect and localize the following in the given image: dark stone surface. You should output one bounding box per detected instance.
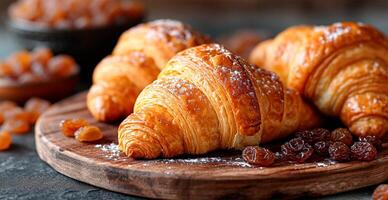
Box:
[0,133,144,200]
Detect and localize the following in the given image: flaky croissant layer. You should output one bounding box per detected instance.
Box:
[87,19,211,122]
[250,22,388,138]
[118,43,320,159]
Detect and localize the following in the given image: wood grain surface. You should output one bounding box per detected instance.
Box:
[35,92,388,200]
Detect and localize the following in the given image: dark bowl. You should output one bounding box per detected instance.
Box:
[0,73,79,103]
[6,17,144,79]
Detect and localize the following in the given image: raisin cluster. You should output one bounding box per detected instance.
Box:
[0,48,78,84]
[60,118,103,142]
[242,128,383,167]
[0,98,51,151]
[9,0,144,29]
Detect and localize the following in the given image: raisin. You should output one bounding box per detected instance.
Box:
[10,0,144,29]
[47,55,77,77]
[6,50,31,74]
[3,119,30,135]
[25,98,51,114]
[242,146,275,167]
[295,128,330,144]
[31,47,53,65]
[12,111,33,123]
[60,118,89,137]
[359,136,382,152]
[2,107,24,119]
[30,62,47,77]
[75,125,103,142]
[281,138,314,163]
[331,128,353,146]
[24,97,50,124]
[314,141,330,156]
[294,143,314,163]
[0,131,12,151]
[274,151,285,161]
[373,184,388,200]
[281,137,305,154]
[0,62,14,77]
[328,142,350,162]
[350,142,378,161]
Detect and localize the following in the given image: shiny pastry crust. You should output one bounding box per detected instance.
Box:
[249,22,388,138]
[118,43,320,159]
[87,19,211,122]
[113,19,211,68]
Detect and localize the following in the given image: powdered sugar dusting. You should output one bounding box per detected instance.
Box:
[315,159,337,167]
[315,23,353,44]
[95,143,121,160]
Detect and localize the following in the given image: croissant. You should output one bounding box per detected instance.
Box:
[87,19,211,122]
[118,43,320,159]
[249,22,388,138]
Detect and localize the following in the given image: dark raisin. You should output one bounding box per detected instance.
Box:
[242,146,275,167]
[314,141,330,156]
[328,142,350,162]
[281,138,314,163]
[359,136,382,152]
[294,143,314,163]
[274,151,285,161]
[373,184,388,200]
[295,128,330,144]
[281,137,305,155]
[331,128,353,146]
[351,142,378,161]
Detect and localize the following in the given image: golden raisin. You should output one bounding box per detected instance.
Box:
[6,50,31,74]
[60,119,89,137]
[25,97,51,114]
[47,55,77,77]
[0,62,14,77]
[2,119,30,135]
[373,184,388,200]
[23,98,50,124]
[12,111,33,123]
[2,107,24,119]
[0,131,12,151]
[74,125,103,142]
[31,47,53,65]
[9,0,144,29]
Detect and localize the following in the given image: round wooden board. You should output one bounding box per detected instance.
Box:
[35,92,388,200]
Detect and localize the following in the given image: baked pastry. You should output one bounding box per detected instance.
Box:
[87,19,211,122]
[250,22,388,138]
[118,43,320,159]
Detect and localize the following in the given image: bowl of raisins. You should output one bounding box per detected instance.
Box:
[0,47,79,103]
[6,0,144,70]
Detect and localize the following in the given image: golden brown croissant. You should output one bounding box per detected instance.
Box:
[118,43,320,159]
[250,22,388,138]
[87,19,211,122]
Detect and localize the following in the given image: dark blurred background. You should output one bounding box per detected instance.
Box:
[1,0,388,63]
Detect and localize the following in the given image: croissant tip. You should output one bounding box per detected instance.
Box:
[349,117,388,138]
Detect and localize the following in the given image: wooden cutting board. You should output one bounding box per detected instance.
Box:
[35,92,388,200]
